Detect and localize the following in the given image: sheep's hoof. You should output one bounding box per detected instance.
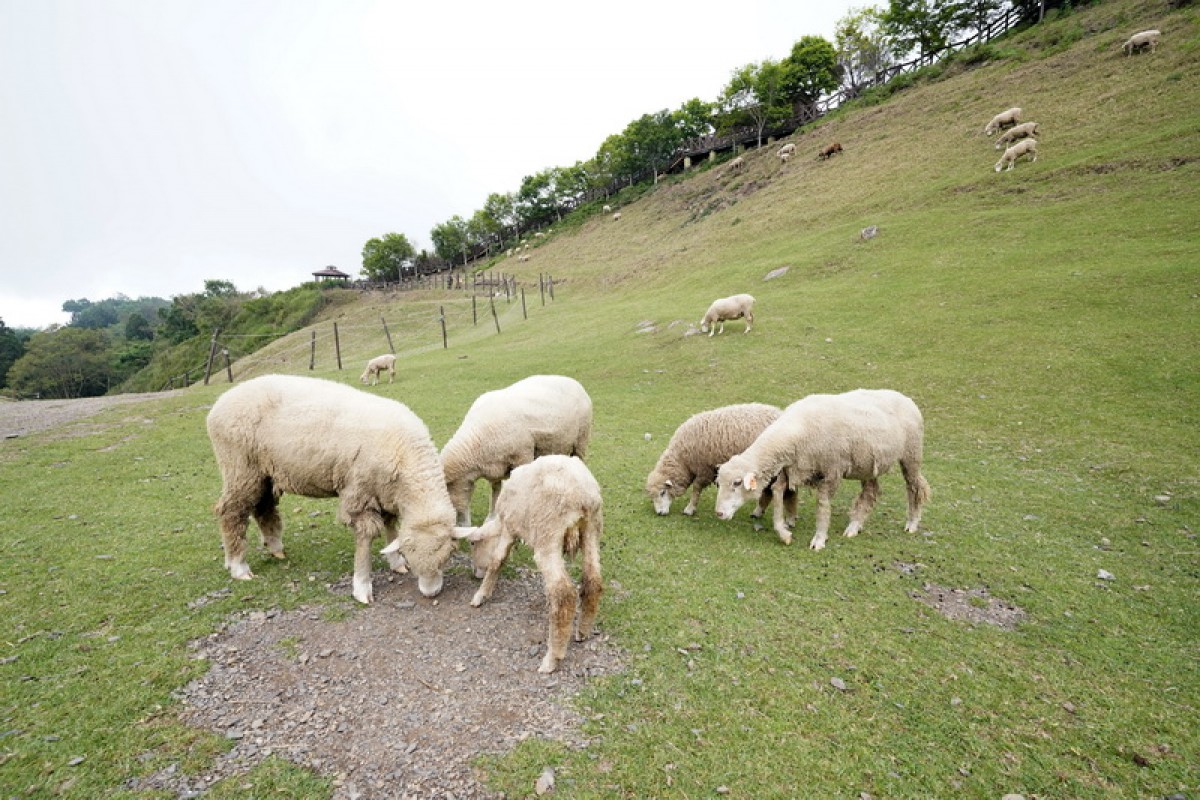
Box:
[682,507,696,517]
[904,523,920,534]
[269,550,286,560]
[470,593,486,608]
[538,657,558,674]
[809,538,827,551]
[352,577,374,605]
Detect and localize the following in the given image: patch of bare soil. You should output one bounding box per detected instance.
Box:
[911,581,1027,630]
[135,554,626,799]
[0,392,176,439]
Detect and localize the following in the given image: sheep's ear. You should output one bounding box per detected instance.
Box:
[380,539,402,555]
[744,472,759,492]
[452,526,479,541]
[663,479,674,489]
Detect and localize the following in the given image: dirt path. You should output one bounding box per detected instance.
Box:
[0,392,174,439]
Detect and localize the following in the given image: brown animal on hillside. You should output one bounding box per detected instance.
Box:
[818,142,843,160]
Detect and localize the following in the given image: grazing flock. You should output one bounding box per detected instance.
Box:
[205,24,1162,673]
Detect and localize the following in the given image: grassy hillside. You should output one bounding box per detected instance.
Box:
[1,0,1197,796]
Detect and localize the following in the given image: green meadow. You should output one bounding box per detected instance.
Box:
[1,0,1197,796]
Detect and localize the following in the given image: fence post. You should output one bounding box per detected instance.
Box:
[382,317,394,353]
[521,287,527,319]
[309,330,316,370]
[548,275,555,301]
[440,306,448,349]
[333,322,343,370]
[203,328,221,385]
[472,294,478,326]
[490,296,501,334]
[223,349,233,382]
[540,274,546,306]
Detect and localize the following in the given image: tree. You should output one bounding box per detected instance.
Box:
[124,312,153,341]
[431,217,470,266]
[62,298,118,329]
[361,233,416,282]
[674,98,715,143]
[6,326,113,398]
[950,0,1004,40]
[0,317,28,389]
[883,0,959,61]
[835,6,895,96]
[718,60,792,148]
[781,36,841,114]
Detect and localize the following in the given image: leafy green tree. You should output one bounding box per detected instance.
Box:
[836,6,895,96]
[951,0,1004,38]
[0,317,28,389]
[883,0,959,60]
[719,60,791,147]
[431,217,470,265]
[674,97,715,143]
[62,298,118,329]
[124,312,153,341]
[483,192,519,244]
[6,326,113,398]
[781,36,841,113]
[361,233,416,282]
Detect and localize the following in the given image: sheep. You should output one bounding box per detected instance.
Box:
[613,212,622,221]
[994,121,1040,150]
[984,107,1022,136]
[440,374,592,526]
[818,142,843,160]
[603,204,612,213]
[1123,29,1161,55]
[359,353,396,385]
[646,403,798,541]
[726,156,745,175]
[206,375,457,604]
[700,293,755,336]
[714,388,931,551]
[421,454,602,673]
[994,137,1038,172]
[778,143,796,163]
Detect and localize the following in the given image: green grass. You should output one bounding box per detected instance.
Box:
[2,0,1198,795]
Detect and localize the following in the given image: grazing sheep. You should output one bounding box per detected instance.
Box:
[360,353,396,385]
[984,107,1022,136]
[603,204,612,213]
[646,403,797,541]
[206,375,457,604]
[433,454,603,673]
[994,121,1040,150]
[818,142,843,160]
[778,143,796,163]
[994,137,1038,172]
[612,212,622,221]
[1123,29,1161,55]
[714,389,931,551]
[726,156,745,174]
[441,375,592,526]
[700,293,755,336]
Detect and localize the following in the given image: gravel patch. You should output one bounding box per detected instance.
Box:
[0,392,177,439]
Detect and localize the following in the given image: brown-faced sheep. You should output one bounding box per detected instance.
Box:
[1123,29,1161,55]
[206,375,457,604]
[360,353,396,385]
[714,389,931,551]
[646,403,798,542]
[700,293,755,336]
[436,454,603,674]
[441,374,592,526]
[818,142,843,160]
[994,122,1040,150]
[995,138,1038,172]
[984,107,1022,136]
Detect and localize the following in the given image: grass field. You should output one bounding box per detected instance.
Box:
[1,0,1198,796]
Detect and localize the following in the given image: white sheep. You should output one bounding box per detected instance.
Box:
[714,389,931,551]
[206,375,457,604]
[603,204,612,213]
[983,107,1022,136]
[441,374,592,526]
[424,454,602,674]
[700,293,755,336]
[994,121,1040,150]
[726,156,745,174]
[360,353,396,385]
[994,137,1038,172]
[1123,29,1161,55]
[777,143,796,162]
[646,403,797,541]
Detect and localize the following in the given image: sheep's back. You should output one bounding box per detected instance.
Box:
[667,403,782,473]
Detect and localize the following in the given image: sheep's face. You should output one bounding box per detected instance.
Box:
[715,458,762,520]
[646,477,682,515]
[396,523,455,598]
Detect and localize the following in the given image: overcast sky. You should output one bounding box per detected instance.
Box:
[1,0,859,329]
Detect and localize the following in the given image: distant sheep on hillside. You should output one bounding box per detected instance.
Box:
[995,138,1038,172]
[818,142,843,160]
[1123,29,1161,55]
[984,107,1022,136]
[994,122,1040,150]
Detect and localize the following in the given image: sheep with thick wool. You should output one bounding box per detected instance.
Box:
[983,107,1022,135]
[994,121,1040,150]
[441,375,592,526]
[1123,29,1160,55]
[206,375,457,604]
[777,143,796,163]
[995,138,1038,171]
[360,353,396,385]
[714,389,931,551]
[646,403,797,540]
[427,454,603,674]
[700,293,755,336]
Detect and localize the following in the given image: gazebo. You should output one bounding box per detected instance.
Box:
[311,266,350,283]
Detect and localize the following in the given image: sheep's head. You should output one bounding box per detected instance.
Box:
[381,520,455,597]
[646,475,683,515]
[452,520,502,579]
[715,456,762,520]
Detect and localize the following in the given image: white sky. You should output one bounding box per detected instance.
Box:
[0,0,860,329]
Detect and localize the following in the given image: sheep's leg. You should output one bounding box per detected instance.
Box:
[486,480,503,520]
[751,485,770,519]
[253,486,285,560]
[215,477,269,580]
[381,513,408,573]
[810,476,841,551]
[683,484,702,516]
[535,548,577,674]
[770,473,793,544]
[744,312,753,333]
[470,534,515,607]
[844,479,880,537]
[784,485,799,528]
[576,510,604,643]
[349,511,386,604]
[901,462,931,533]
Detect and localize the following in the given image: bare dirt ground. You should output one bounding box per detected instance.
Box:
[2,394,627,799]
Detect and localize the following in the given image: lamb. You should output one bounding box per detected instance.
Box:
[984,107,1022,136]
[700,293,755,336]
[440,374,592,526]
[714,389,931,551]
[726,156,745,174]
[420,454,602,673]
[1123,29,1161,55]
[994,121,1040,150]
[818,142,843,160]
[206,375,457,605]
[777,143,796,163]
[646,403,798,541]
[994,137,1038,172]
[360,353,396,385]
